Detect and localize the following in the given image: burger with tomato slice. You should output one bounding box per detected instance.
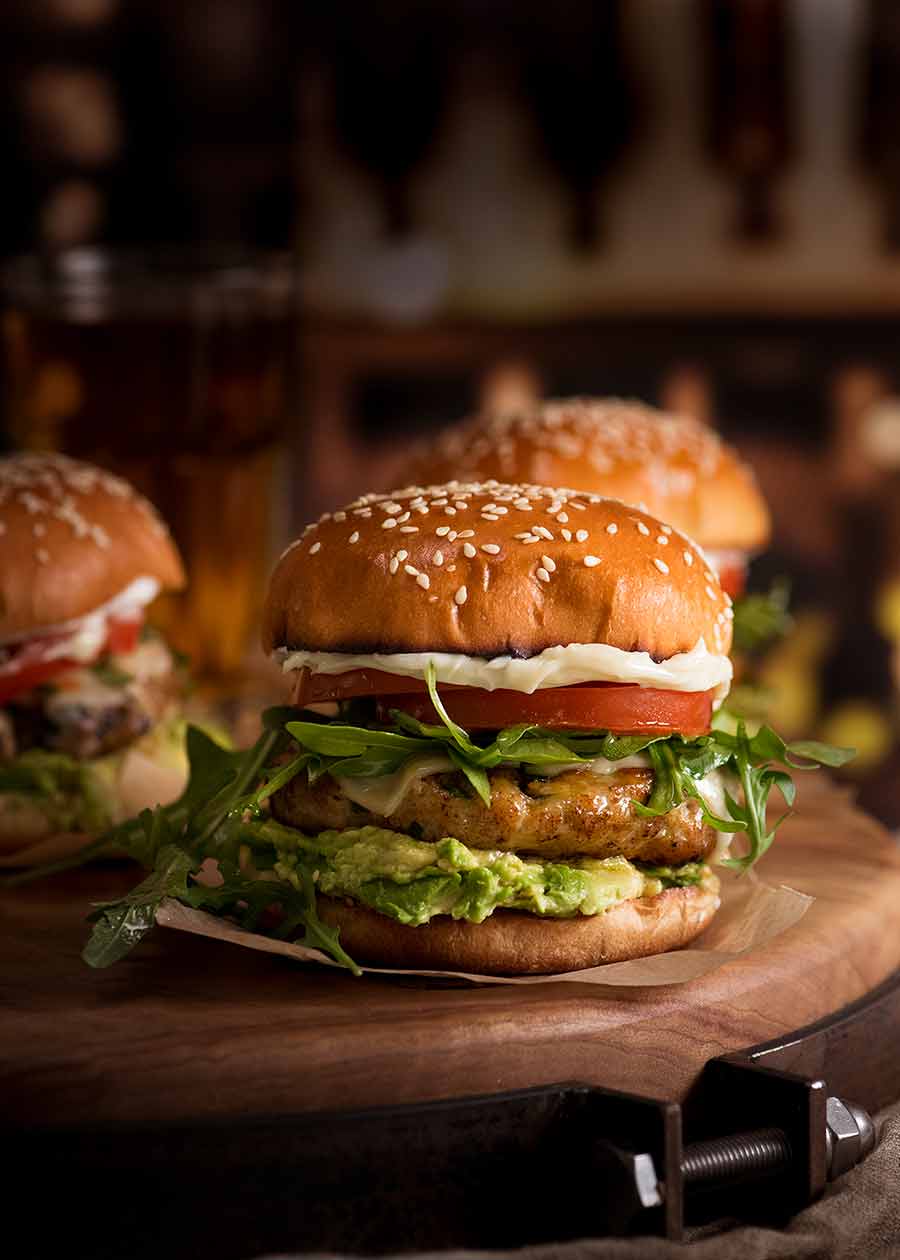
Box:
[0,453,188,867]
[81,482,850,977]
[402,398,787,648]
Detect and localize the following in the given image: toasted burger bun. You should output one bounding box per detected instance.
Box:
[401,398,770,554]
[0,452,184,640]
[263,482,733,661]
[318,878,721,975]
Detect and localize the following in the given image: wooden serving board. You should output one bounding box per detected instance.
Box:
[2,778,900,1132]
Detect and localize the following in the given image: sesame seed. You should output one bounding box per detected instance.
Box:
[397,550,408,561]
[575,529,589,543]
[309,541,321,554]
[444,507,457,516]
[661,524,672,534]
[606,523,618,535]
[536,567,551,582]
[457,529,475,538]
[389,557,399,574]
[454,501,468,510]
[454,586,468,605]
[514,531,533,540]
[533,525,554,540]
[436,525,450,536]
[572,501,586,510]
[36,548,50,565]
[447,564,456,572]
[431,498,448,507]
[557,512,569,524]
[637,521,650,536]
[448,531,458,541]
[397,512,411,524]
[463,542,476,558]
[482,543,501,555]
[520,535,539,543]
[349,531,360,544]
[417,573,430,590]
[399,526,419,533]
[493,505,508,514]
[434,551,444,566]
[683,551,693,566]
[382,518,398,529]
[333,511,347,522]
[561,528,572,542]
[583,555,601,568]
[656,535,668,546]
[654,558,670,574]
[404,564,419,577]
[541,554,556,572]
[705,585,717,600]
[482,513,500,521]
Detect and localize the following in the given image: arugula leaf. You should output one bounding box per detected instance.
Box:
[424,662,490,761]
[83,840,192,967]
[786,739,856,769]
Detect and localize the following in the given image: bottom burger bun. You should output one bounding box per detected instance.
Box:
[317,877,721,976]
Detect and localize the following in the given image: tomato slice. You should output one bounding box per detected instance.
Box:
[293,667,433,706]
[105,617,142,656]
[375,685,712,736]
[0,653,74,705]
[0,614,144,705]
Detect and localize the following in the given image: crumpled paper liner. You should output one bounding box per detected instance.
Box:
[155,869,811,987]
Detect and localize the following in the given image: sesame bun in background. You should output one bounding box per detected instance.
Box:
[0,453,184,641]
[0,453,190,867]
[399,398,771,593]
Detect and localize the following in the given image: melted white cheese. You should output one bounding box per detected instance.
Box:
[337,754,455,817]
[280,639,732,704]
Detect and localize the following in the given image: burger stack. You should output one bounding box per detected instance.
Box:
[82,440,849,975]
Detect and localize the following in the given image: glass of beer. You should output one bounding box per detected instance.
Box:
[1,248,298,680]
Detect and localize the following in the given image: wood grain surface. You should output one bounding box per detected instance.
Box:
[2,778,899,1131]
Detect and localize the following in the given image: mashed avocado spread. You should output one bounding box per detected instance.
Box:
[264,825,708,926]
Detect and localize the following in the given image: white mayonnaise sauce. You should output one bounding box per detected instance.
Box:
[280,639,732,705]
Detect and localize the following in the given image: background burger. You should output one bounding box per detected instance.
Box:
[82,482,849,977]
[401,398,786,652]
[0,453,188,867]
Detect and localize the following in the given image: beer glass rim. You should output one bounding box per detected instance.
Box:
[2,246,298,319]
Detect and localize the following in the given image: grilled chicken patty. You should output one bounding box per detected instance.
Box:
[271,766,716,863]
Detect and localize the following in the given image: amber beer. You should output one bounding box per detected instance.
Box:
[2,249,297,677]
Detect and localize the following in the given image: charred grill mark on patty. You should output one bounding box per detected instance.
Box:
[270,766,715,864]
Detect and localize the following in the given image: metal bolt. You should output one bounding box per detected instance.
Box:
[625,1094,874,1209]
[681,1127,791,1187]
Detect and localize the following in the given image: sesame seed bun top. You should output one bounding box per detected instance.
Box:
[0,453,185,640]
[401,398,770,553]
[262,482,733,662]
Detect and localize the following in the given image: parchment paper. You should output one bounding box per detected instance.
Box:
[155,869,811,987]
